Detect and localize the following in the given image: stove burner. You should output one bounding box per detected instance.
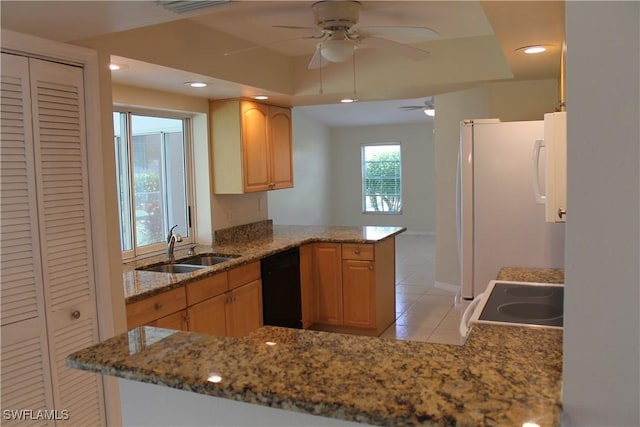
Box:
[497,302,563,321]
[503,285,555,298]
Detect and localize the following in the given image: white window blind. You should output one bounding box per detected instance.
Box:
[362,144,402,214]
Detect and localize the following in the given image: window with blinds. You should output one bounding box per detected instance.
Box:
[361,144,402,214]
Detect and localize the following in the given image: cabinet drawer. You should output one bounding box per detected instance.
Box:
[126,287,187,329]
[342,243,374,261]
[185,273,228,306]
[228,261,261,290]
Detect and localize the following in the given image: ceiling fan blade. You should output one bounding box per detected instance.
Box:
[359,36,429,61]
[359,26,439,39]
[399,106,425,111]
[307,46,329,69]
[273,25,317,31]
[224,35,318,57]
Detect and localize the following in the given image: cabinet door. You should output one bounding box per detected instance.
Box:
[226,280,263,337]
[299,244,316,328]
[268,106,293,190]
[241,100,270,192]
[187,294,227,337]
[150,310,188,331]
[342,260,376,328]
[314,243,343,325]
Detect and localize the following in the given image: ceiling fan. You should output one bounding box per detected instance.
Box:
[226,1,438,69]
[399,98,435,116]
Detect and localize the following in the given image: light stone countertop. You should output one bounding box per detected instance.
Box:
[123,225,406,304]
[70,267,564,426]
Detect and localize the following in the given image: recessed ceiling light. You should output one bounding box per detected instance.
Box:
[340,97,356,103]
[254,95,269,100]
[184,82,207,88]
[109,63,121,71]
[517,45,547,54]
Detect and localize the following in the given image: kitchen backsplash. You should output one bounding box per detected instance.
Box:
[214,220,273,245]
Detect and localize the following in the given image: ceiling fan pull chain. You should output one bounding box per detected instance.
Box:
[352,49,357,99]
[319,45,324,94]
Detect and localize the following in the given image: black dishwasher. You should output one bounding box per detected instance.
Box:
[260,247,302,329]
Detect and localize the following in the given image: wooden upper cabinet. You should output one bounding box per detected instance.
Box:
[241,101,270,192]
[211,99,293,194]
[268,106,293,190]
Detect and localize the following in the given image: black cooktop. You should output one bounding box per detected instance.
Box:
[478,282,564,327]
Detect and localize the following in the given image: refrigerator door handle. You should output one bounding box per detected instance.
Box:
[532,139,546,204]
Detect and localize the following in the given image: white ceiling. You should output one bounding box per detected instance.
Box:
[0,1,565,127]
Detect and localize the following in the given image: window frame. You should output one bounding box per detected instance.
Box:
[113,107,196,261]
[361,142,403,215]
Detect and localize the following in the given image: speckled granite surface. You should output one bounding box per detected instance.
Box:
[497,267,564,283]
[68,323,562,426]
[123,225,406,303]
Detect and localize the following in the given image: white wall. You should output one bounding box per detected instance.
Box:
[269,109,332,226]
[562,2,640,425]
[329,122,435,233]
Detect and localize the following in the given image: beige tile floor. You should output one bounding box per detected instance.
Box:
[380,234,468,345]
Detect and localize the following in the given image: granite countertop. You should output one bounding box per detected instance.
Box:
[68,322,562,426]
[86,257,563,426]
[497,267,564,284]
[123,224,406,304]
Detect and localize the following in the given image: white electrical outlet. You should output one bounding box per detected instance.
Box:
[258,197,264,212]
[227,208,234,222]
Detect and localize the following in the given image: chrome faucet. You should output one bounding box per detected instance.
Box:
[166,225,182,262]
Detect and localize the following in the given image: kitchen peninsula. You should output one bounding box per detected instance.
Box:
[68,321,562,426]
[69,258,563,426]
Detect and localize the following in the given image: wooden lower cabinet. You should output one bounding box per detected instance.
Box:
[187,294,227,336]
[314,243,343,325]
[127,262,263,337]
[126,287,187,329]
[149,309,189,331]
[342,260,376,328]
[226,280,263,337]
[311,238,396,336]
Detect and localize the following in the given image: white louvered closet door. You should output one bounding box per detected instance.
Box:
[1,53,105,426]
[1,52,56,427]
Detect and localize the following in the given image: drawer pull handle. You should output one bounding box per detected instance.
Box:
[154,303,163,310]
[71,310,81,320]
[368,265,374,271]
[354,249,360,255]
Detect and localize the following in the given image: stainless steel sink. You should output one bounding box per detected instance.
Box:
[138,264,207,274]
[179,253,240,266]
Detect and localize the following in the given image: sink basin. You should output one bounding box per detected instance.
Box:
[179,253,240,266]
[138,264,206,274]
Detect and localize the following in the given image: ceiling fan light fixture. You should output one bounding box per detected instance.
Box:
[320,40,356,63]
[424,106,435,117]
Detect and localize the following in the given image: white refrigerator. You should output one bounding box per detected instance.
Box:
[457,118,565,300]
